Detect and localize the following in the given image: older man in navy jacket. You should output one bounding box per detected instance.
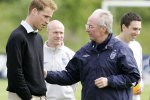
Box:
[44,9,140,100]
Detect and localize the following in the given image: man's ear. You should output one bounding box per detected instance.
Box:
[31,8,38,16]
[122,24,126,31]
[101,26,107,34]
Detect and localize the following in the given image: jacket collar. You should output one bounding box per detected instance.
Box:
[44,40,64,51]
[88,34,119,51]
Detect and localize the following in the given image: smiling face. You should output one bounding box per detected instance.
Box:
[85,15,108,44]
[120,12,142,42]
[86,16,101,42]
[122,21,141,41]
[47,20,64,47]
[85,9,113,44]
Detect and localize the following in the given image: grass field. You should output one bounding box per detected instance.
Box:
[0,79,149,100]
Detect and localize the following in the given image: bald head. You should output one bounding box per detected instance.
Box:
[47,20,64,31]
[46,20,65,48]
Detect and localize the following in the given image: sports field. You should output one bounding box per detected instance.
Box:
[0,79,149,100]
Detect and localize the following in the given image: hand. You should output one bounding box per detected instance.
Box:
[134,88,142,95]
[43,68,47,79]
[95,77,108,88]
[133,84,142,95]
[133,83,143,95]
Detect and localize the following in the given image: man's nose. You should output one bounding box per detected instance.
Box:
[85,28,90,32]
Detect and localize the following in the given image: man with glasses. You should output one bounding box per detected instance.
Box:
[44,9,140,100]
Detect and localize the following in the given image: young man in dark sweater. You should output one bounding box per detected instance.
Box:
[6,0,57,100]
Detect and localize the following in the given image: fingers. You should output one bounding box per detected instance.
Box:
[133,88,142,95]
[95,77,108,88]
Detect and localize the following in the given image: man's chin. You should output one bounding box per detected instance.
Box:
[130,37,136,41]
[38,26,46,31]
[131,39,135,41]
[38,27,43,31]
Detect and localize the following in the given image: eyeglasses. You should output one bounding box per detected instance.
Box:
[85,24,97,30]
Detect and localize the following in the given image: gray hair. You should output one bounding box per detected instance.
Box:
[92,9,113,33]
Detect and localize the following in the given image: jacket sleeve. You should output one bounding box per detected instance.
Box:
[45,56,80,85]
[6,33,32,100]
[107,46,140,89]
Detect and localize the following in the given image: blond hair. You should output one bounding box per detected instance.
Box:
[28,0,57,14]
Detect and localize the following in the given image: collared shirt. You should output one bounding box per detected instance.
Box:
[21,20,38,34]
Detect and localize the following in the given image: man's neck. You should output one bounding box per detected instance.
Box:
[46,41,62,48]
[96,34,109,44]
[117,33,130,43]
[25,16,36,30]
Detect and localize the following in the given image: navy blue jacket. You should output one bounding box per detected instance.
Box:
[46,34,140,100]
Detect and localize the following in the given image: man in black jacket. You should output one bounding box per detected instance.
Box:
[6,0,57,100]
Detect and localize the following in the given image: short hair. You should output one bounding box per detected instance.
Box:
[47,20,64,31]
[28,0,57,14]
[120,12,142,31]
[92,9,113,33]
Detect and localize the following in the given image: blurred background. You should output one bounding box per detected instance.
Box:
[0,0,150,99]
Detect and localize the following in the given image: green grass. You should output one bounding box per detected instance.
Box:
[141,83,150,100]
[1,79,149,100]
[75,82,82,100]
[0,79,7,99]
